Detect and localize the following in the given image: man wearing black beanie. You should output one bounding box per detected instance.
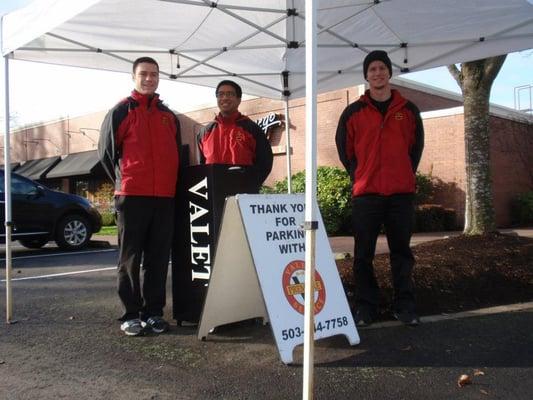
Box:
[363,50,392,80]
[335,50,424,327]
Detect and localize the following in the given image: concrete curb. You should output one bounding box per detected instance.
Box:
[361,301,533,330]
[88,239,112,249]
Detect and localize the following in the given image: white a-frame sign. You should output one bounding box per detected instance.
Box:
[197,194,359,364]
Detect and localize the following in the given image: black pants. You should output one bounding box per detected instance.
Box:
[351,194,416,314]
[115,195,175,321]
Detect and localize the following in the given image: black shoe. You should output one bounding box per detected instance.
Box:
[352,308,375,327]
[393,310,420,326]
[142,316,170,333]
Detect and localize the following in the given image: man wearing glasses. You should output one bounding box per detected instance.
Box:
[196,80,273,192]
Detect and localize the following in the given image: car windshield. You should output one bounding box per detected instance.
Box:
[0,172,39,195]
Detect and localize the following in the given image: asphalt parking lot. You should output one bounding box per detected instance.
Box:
[0,241,116,288]
[1,242,533,399]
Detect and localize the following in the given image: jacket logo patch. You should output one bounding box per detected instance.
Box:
[394,112,404,120]
[235,131,245,142]
[161,116,169,125]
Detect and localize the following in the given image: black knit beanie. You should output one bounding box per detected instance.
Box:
[363,50,392,80]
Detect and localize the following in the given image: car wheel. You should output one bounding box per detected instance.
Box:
[18,237,49,249]
[55,214,92,250]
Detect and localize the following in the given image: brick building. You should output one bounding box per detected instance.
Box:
[2,79,532,227]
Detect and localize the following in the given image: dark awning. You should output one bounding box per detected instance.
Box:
[46,150,102,179]
[15,156,61,180]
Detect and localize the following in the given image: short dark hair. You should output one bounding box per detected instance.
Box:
[132,57,159,74]
[216,80,242,98]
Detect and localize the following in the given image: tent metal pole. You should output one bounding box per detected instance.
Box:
[3,55,14,324]
[303,1,317,399]
[284,96,292,194]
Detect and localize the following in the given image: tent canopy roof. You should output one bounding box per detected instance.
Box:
[2,0,533,99]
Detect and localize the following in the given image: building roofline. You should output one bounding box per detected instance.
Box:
[7,109,107,134]
[394,77,533,123]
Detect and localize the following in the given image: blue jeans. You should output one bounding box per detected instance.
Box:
[351,194,416,314]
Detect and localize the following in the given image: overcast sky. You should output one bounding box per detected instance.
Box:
[1,0,532,129]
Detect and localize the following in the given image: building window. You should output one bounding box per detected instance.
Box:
[74,179,89,198]
[45,179,63,192]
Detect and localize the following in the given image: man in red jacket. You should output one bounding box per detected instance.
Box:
[98,57,181,336]
[196,80,273,191]
[336,50,424,327]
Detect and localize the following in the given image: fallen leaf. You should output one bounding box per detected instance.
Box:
[457,374,472,387]
[474,369,485,376]
[480,389,489,395]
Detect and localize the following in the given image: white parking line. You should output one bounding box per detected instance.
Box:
[0,248,116,261]
[1,266,117,282]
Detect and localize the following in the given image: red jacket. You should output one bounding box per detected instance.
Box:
[98,90,181,197]
[196,111,273,187]
[335,89,424,197]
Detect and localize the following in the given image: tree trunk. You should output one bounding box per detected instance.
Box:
[462,79,495,234]
[448,55,506,235]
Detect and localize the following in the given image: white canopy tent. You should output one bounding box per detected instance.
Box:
[3,0,533,98]
[3,1,533,397]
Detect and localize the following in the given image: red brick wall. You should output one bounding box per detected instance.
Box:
[4,110,105,163]
[418,113,466,225]
[391,84,463,112]
[490,116,533,226]
[418,113,533,227]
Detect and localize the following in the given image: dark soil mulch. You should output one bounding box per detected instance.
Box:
[336,232,533,320]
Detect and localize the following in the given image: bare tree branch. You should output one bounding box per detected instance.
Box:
[483,54,507,84]
[447,64,462,88]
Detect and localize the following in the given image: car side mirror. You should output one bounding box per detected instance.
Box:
[29,185,45,197]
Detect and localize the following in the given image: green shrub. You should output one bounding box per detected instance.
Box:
[415,172,433,204]
[262,166,352,235]
[414,204,457,232]
[93,182,114,214]
[100,211,116,227]
[510,191,533,225]
[262,169,457,234]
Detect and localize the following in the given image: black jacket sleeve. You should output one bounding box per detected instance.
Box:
[244,120,273,188]
[196,122,216,165]
[173,112,185,167]
[98,102,127,184]
[406,101,424,172]
[335,104,358,182]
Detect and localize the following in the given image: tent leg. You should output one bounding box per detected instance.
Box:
[3,55,14,324]
[303,1,318,399]
[284,96,292,193]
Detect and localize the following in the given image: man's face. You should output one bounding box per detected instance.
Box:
[366,60,391,90]
[132,62,159,96]
[216,84,241,116]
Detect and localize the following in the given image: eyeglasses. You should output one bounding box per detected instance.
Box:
[216,91,237,98]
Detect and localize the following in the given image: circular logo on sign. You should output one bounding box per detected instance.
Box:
[282,260,326,315]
